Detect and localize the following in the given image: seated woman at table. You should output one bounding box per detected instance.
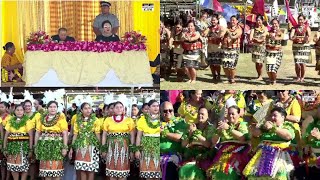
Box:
[51,27,76,43]
[95,20,120,42]
[1,42,23,82]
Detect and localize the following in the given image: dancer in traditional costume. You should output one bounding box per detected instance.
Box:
[2,105,34,180]
[69,103,101,180]
[273,90,302,171]
[179,107,215,180]
[160,101,188,180]
[34,101,68,178]
[169,20,185,82]
[135,100,161,179]
[160,20,171,80]
[313,28,320,75]
[246,91,274,153]
[265,19,284,84]
[101,101,135,179]
[206,14,226,81]
[249,15,268,80]
[181,20,202,83]
[243,107,295,179]
[0,101,12,180]
[23,100,41,180]
[290,14,312,82]
[302,105,320,179]
[221,16,242,84]
[178,90,204,124]
[208,105,250,180]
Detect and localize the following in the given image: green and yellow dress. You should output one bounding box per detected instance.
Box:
[272,97,302,167]
[72,114,101,172]
[160,117,188,179]
[179,122,215,180]
[137,114,161,178]
[4,115,34,172]
[208,121,250,180]
[246,99,273,152]
[0,113,12,166]
[103,115,135,178]
[243,122,295,179]
[35,113,68,177]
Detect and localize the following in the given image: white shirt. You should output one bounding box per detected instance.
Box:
[219,17,228,28]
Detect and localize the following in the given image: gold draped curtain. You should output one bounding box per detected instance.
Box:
[1,0,158,64]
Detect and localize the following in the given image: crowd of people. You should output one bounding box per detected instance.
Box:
[0,96,161,180]
[160,10,320,84]
[1,1,120,83]
[160,90,320,180]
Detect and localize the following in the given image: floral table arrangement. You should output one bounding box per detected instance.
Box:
[26,30,147,53]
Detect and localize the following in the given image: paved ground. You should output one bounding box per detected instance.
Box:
[161,36,320,90]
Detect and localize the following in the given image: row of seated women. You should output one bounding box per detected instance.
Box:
[0,99,161,180]
[160,90,320,180]
[161,13,320,84]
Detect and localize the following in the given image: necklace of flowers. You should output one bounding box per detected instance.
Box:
[9,115,29,130]
[27,112,36,120]
[145,113,160,129]
[77,113,96,134]
[112,114,125,123]
[41,113,60,127]
[161,116,179,129]
[255,25,265,33]
[186,31,196,38]
[184,100,203,116]
[296,25,307,34]
[210,25,220,33]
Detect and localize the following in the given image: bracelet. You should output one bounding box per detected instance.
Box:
[180,134,188,141]
[161,129,170,138]
[129,144,141,152]
[62,144,68,150]
[270,125,278,133]
[100,144,108,153]
[227,126,235,134]
[190,130,202,141]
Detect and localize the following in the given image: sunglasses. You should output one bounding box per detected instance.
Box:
[163,109,173,114]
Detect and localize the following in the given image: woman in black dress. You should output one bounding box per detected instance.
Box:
[95,20,120,42]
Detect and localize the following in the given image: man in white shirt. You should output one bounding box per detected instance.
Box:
[218,14,228,28]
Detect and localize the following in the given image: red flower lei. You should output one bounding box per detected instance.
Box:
[113,115,124,123]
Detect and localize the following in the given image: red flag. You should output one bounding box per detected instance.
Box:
[251,0,265,16]
[285,0,298,27]
[213,0,223,13]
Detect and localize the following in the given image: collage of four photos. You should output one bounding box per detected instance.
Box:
[1,0,320,180]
